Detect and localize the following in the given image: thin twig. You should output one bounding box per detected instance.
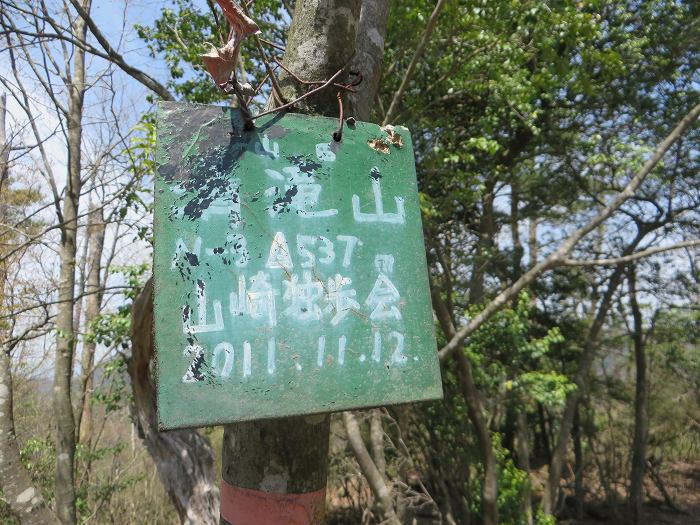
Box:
[382,0,447,125]
[241,3,285,106]
[273,57,359,92]
[259,37,285,51]
[563,239,700,267]
[246,72,269,105]
[249,66,346,120]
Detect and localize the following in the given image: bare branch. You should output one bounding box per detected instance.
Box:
[342,411,400,525]
[563,239,700,267]
[437,101,700,362]
[382,0,447,125]
[65,0,174,100]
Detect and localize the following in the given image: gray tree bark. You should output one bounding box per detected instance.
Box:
[220,3,361,524]
[347,0,391,122]
[54,2,90,522]
[76,204,106,448]
[130,280,220,525]
[628,267,649,525]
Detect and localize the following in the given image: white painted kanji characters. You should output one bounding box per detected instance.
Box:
[183,279,224,334]
[324,274,360,325]
[352,166,405,224]
[283,271,324,321]
[315,143,336,162]
[365,254,402,321]
[172,236,201,269]
[265,165,338,218]
[229,271,278,327]
[201,178,242,227]
[255,135,279,159]
[247,271,278,327]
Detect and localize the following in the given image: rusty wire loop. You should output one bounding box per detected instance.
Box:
[273,58,361,93]
[224,52,363,141]
[247,67,361,124]
[333,71,362,141]
[331,71,362,142]
[333,91,345,142]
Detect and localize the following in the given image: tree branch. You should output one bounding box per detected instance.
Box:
[437,101,700,362]
[563,239,700,267]
[65,0,174,100]
[382,0,447,125]
[342,411,400,525]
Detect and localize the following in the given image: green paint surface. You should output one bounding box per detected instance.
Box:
[154,101,442,430]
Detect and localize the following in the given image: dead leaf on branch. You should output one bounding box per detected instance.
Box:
[201,0,260,86]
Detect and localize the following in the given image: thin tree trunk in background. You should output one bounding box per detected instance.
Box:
[0,344,60,525]
[516,412,533,525]
[469,180,495,305]
[130,280,220,524]
[54,3,90,522]
[370,409,387,479]
[543,258,630,514]
[573,406,584,519]
[220,2,361,524]
[342,412,400,524]
[461,184,499,525]
[0,92,59,525]
[76,204,106,447]
[431,287,498,525]
[628,267,649,525]
[536,403,551,462]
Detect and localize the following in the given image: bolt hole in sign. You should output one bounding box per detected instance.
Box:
[154,101,443,429]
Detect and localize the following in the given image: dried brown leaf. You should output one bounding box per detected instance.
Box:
[201,1,260,86]
[381,125,403,148]
[368,138,390,154]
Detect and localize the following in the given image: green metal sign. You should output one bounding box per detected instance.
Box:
[154,101,442,430]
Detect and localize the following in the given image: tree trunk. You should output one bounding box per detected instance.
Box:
[469,180,495,304]
[220,4,362,524]
[76,204,106,447]
[543,258,630,514]
[370,409,387,479]
[573,406,584,519]
[342,411,400,524]
[130,280,220,524]
[628,267,649,525]
[516,412,533,525]
[432,287,498,525]
[0,345,60,525]
[0,93,59,525]
[54,3,90,522]
[347,0,391,122]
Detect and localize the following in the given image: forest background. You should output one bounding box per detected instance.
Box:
[0,0,699,524]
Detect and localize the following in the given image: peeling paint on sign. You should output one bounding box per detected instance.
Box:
[154,101,442,430]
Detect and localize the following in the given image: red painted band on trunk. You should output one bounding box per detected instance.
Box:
[220,480,326,525]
